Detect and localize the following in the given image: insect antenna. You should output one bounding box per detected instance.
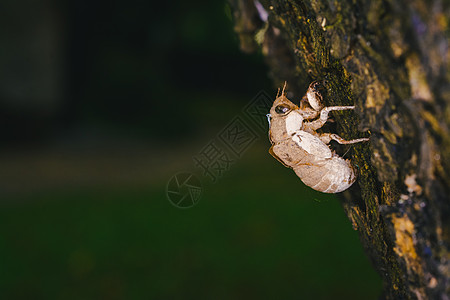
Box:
[276,87,280,98]
[282,81,287,95]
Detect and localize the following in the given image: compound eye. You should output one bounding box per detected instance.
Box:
[275,105,290,114]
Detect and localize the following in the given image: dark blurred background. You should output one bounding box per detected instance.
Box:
[0,0,381,298]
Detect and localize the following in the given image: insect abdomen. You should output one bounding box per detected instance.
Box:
[272,140,310,167]
[293,157,356,193]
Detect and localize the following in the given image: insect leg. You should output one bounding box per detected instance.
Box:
[305,106,355,131]
[319,133,370,144]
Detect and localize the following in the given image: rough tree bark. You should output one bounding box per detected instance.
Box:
[229,0,449,299]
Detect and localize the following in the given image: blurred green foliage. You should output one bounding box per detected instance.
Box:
[0,144,381,299]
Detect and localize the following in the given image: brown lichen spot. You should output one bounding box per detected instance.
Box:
[392,214,424,277]
[428,276,437,288]
[412,288,426,300]
[388,19,408,58]
[405,54,433,102]
[404,174,423,195]
[366,80,389,111]
[386,113,403,138]
[436,226,442,240]
[413,203,422,211]
[421,110,444,136]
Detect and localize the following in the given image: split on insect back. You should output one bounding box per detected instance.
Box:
[267,81,370,193]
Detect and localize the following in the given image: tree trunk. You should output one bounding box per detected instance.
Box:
[229,0,450,298]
